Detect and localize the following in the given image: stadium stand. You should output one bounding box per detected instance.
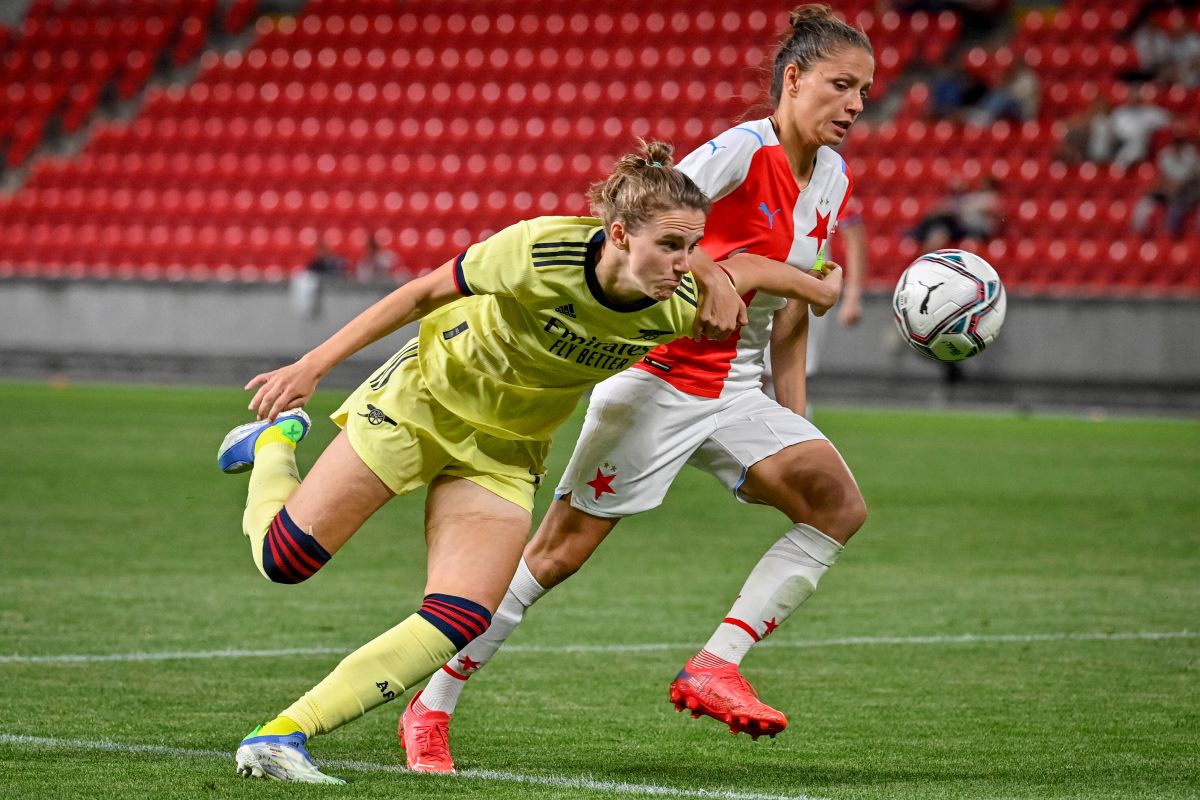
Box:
[0,0,1196,295]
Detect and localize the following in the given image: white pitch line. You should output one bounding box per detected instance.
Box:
[0,630,1193,665]
[0,733,827,800]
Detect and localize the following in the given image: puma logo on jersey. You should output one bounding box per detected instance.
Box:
[758,202,782,229]
[706,140,727,154]
[554,303,577,319]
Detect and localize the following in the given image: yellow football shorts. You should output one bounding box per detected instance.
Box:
[332,343,548,514]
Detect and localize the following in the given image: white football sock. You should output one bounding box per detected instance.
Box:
[699,523,842,666]
[418,558,547,714]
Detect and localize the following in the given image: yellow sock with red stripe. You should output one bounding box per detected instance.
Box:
[242,441,300,577]
[241,441,331,583]
[277,596,492,738]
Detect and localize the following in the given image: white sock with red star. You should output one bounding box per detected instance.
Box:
[693,523,842,668]
[417,558,547,714]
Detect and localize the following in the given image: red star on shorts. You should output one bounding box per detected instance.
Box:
[586,468,617,501]
[762,617,779,637]
[457,654,481,672]
[807,209,831,253]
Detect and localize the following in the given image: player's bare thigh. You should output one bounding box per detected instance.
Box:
[739,439,867,544]
[282,429,395,555]
[423,475,532,612]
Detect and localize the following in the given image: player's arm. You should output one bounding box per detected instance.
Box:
[690,245,748,340]
[838,219,867,327]
[246,260,462,420]
[721,253,843,316]
[769,298,810,415]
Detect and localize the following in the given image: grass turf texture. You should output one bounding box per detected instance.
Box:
[0,380,1196,800]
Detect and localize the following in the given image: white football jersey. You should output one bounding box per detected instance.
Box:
[631,117,854,397]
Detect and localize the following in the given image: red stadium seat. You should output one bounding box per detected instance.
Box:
[0,0,1192,292]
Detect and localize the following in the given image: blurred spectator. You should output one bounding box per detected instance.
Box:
[1110,84,1171,168]
[1126,18,1173,82]
[305,236,346,276]
[909,176,1002,250]
[928,57,990,122]
[1131,128,1199,238]
[971,60,1040,126]
[354,231,399,283]
[291,236,346,318]
[1057,97,1117,164]
[1163,10,1200,88]
[1125,9,1200,86]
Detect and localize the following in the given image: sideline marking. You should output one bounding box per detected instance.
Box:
[0,733,828,800]
[0,630,1193,664]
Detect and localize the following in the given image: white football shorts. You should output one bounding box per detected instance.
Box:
[555,369,827,518]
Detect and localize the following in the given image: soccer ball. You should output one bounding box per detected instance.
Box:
[892,249,1007,362]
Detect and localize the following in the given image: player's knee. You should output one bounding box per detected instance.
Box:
[790,473,867,543]
[813,478,866,539]
[524,538,590,588]
[530,550,586,588]
[259,507,332,584]
[836,490,868,540]
[417,594,494,651]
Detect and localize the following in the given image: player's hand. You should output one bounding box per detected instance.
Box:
[692,273,748,340]
[809,262,843,317]
[245,358,322,421]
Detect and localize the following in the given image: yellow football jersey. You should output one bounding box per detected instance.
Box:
[416,216,700,441]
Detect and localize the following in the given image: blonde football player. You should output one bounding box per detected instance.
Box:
[215,140,842,783]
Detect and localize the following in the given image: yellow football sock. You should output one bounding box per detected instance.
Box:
[257,716,304,737]
[279,615,459,737]
[255,425,301,452]
[242,442,301,577]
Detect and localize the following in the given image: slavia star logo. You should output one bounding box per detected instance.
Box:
[807,209,831,252]
[762,617,779,637]
[586,465,617,500]
[457,654,481,672]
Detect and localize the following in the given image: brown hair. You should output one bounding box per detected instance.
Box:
[769,4,873,106]
[587,140,711,234]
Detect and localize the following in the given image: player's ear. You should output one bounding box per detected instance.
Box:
[610,220,630,251]
[785,63,802,96]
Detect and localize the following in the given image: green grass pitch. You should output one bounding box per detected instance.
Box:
[0,381,1197,799]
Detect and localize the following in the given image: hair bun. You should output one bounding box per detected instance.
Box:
[789,3,835,30]
[641,140,675,169]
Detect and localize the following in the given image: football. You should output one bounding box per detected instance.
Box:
[892,249,1007,362]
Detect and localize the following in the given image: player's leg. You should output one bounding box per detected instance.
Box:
[414,499,620,713]
[219,342,425,584]
[220,409,332,583]
[695,439,863,660]
[670,396,866,738]
[242,476,530,782]
[247,428,394,583]
[403,497,620,771]
[230,430,400,783]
